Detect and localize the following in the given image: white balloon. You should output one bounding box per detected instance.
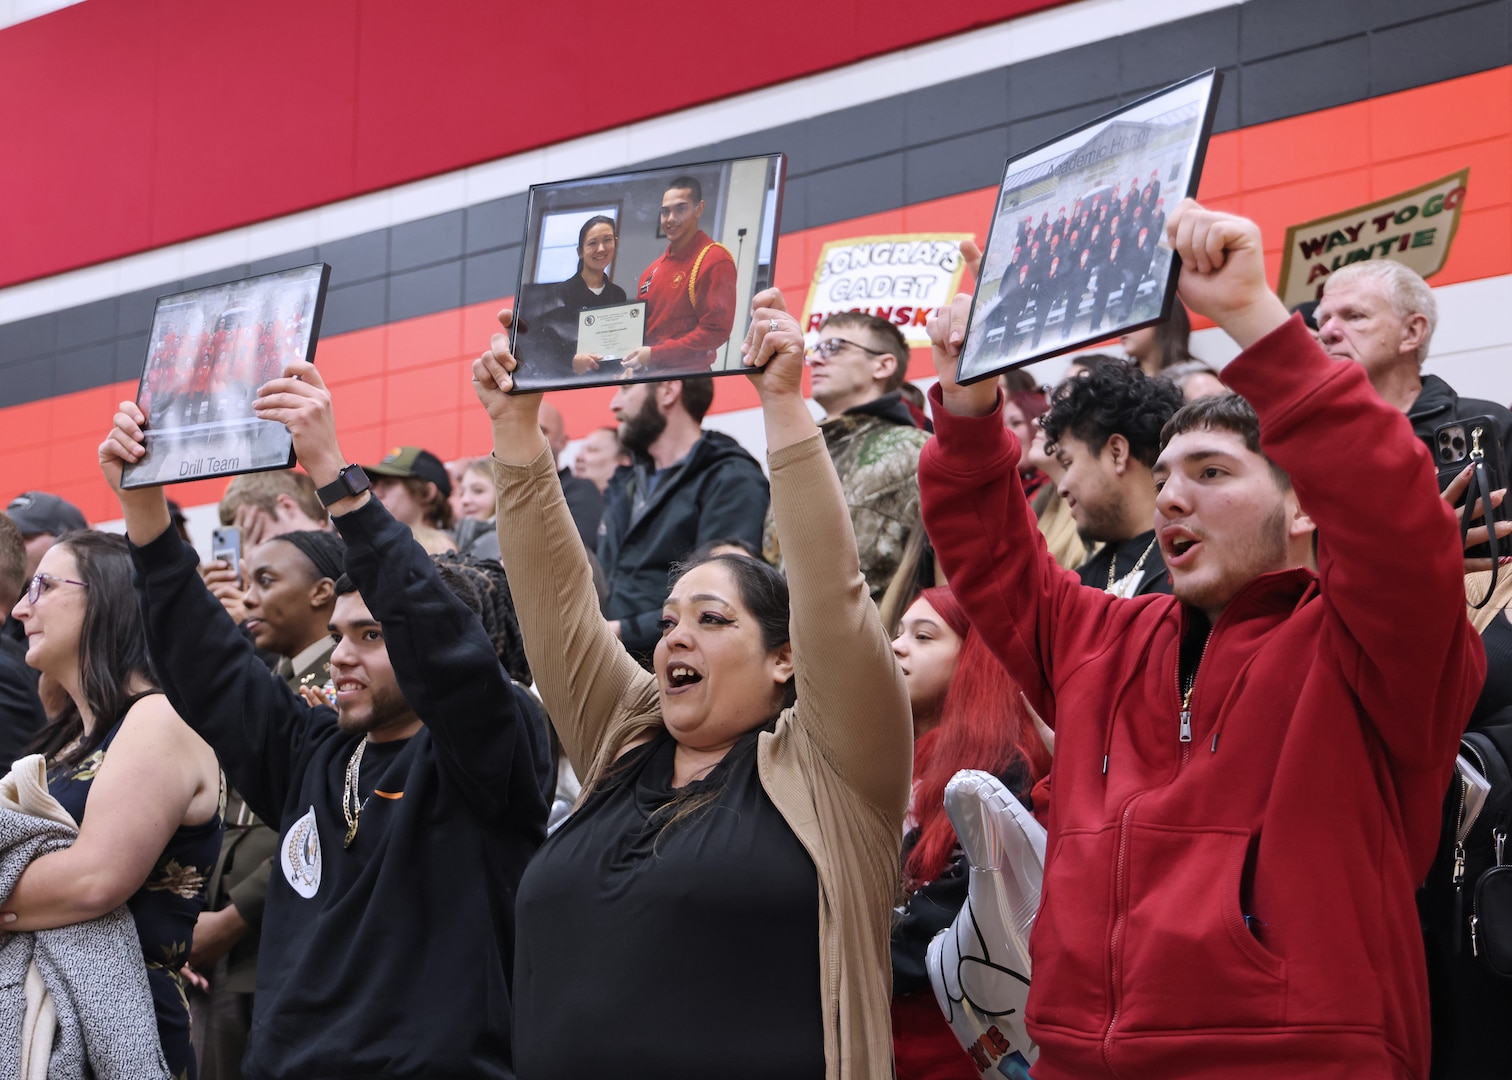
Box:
[926,770,1046,1078]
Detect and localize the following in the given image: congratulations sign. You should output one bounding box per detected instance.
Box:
[1277,170,1469,308]
[801,234,973,348]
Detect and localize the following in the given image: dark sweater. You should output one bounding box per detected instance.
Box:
[598,430,769,656]
[132,496,547,1080]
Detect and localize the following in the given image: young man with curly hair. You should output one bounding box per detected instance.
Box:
[1040,359,1186,597]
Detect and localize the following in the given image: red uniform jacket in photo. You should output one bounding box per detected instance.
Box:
[636,229,736,372]
[918,315,1481,1079]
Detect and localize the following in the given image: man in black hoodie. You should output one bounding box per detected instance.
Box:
[1317,259,1512,472]
[762,312,929,600]
[99,362,546,1080]
[598,376,769,659]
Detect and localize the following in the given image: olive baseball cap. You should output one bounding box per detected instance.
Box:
[364,446,451,496]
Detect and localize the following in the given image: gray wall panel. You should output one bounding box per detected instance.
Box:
[1007,38,1121,119]
[803,153,905,229]
[114,334,150,382]
[53,341,115,395]
[116,287,168,338]
[465,197,527,255]
[54,298,119,352]
[1240,0,1366,61]
[1120,8,1239,91]
[387,261,462,323]
[249,248,318,278]
[904,70,1011,144]
[0,315,55,364]
[904,127,1010,206]
[464,248,523,306]
[320,279,388,337]
[320,232,390,288]
[1240,37,1371,126]
[1370,3,1510,95]
[390,210,465,273]
[803,100,908,174]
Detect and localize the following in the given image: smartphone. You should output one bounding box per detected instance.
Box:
[211,526,243,586]
[1433,415,1509,559]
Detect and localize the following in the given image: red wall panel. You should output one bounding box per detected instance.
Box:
[0,0,1066,288]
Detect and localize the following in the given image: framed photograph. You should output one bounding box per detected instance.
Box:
[120,264,331,489]
[956,70,1224,384]
[508,154,785,392]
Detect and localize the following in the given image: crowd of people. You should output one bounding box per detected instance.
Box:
[0,197,1508,1080]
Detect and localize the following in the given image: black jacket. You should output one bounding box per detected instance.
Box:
[0,630,44,767]
[598,430,769,657]
[132,497,546,1080]
[1408,373,1512,487]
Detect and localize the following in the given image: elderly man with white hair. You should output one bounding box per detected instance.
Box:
[1317,259,1512,468]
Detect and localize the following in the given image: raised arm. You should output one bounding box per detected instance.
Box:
[918,291,1132,725]
[101,405,314,821]
[1166,200,1482,766]
[747,293,912,815]
[252,362,542,822]
[476,313,660,777]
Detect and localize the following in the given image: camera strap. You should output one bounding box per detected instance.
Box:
[1464,456,1500,610]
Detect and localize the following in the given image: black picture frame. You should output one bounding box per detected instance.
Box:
[507,154,786,393]
[120,263,331,489]
[956,70,1224,385]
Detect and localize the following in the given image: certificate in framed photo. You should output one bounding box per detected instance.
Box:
[956,70,1224,384]
[120,264,331,489]
[507,154,785,392]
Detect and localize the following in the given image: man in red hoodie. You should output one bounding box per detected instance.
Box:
[919,200,1481,1079]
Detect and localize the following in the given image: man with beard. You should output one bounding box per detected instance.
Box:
[99,360,548,1080]
[919,199,1477,1080]
[1041,360,1185,597]
[597,376,768,659]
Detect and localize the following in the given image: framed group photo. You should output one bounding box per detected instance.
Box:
[508,154,785,392]
[956,70,1224,384]
[120,264,331,489]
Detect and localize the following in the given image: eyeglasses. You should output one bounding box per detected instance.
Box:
[808,337,889,360]
[26,573,89,604]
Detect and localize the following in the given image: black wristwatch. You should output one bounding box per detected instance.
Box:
[316,464,372,507]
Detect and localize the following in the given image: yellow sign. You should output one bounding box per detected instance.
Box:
[1277,170,1469,308]
[801,234,973,348]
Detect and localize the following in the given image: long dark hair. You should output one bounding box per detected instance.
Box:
[575,552,793,831]
[574,214,618,282]
[30,531,159,765]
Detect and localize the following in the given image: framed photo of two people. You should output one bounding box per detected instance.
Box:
[956,70,1224,384]
[507,154,785,392]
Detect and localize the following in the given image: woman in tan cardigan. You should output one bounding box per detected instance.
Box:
[473,290,913,1079]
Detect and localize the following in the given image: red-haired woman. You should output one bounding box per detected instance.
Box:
[890,585,1051,1079]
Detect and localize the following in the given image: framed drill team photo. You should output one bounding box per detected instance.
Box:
[120,264,331,489]
[956,69,1224,384]
[507,154,786,392]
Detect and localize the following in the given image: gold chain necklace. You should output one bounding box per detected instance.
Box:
[1106,536,1158,598]
[342,739,368,848]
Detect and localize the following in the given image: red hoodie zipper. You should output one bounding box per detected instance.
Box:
[1102,626,1212,1068]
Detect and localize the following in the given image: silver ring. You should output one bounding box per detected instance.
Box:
[769,319,780,334]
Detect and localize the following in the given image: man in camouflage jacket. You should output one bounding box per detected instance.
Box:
[763,312,929,600]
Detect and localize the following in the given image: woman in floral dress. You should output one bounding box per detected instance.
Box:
[5,530,222,1079]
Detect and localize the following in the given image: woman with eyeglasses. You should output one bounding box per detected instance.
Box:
[6,531,223,1079]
